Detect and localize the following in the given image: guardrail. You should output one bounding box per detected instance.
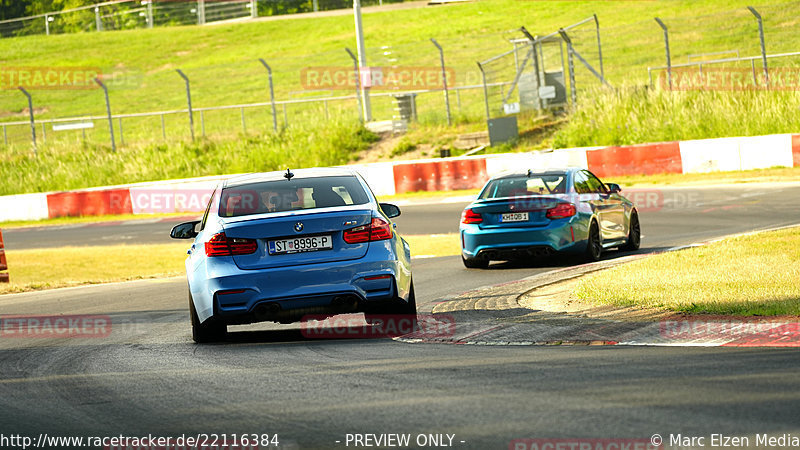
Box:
[0,229,8,283]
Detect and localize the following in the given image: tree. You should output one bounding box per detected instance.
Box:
[0,0,33,21]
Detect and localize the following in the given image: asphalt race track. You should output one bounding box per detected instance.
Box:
[1,182,800,449]
[5,183,800,251]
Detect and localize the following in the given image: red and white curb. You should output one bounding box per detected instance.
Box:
[394,321,800,348]
[3,132,799,222]
[395,225,800,348]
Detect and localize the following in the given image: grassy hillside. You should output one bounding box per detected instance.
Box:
[1,119,378,194]
[553,86,800,148]
[3,0,798,123]
[2,0,800,195]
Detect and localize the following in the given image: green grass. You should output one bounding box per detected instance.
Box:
[0,233,459,294]
[3,0,800,195]
[7,0,782,123]
[391,137,417,157]
[1,0,796,130]
[405,233,460,258]
[0,243,189,294]
[551,86,800,148]
[575,227,800,316]
[0,118,378,195]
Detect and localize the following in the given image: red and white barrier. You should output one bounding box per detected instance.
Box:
[0,193,49,222]
[0,229,8,283]
[680,134,794,174]
[587,141,683,177]
[1,133,798,222]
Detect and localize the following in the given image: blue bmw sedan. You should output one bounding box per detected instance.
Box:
[170,168,414,343]
[460,168,640,269]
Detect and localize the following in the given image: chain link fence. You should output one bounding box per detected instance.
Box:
[0,0,406,37]
[3,2,800,153]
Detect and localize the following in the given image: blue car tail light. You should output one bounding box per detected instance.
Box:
[461,208,483,224]
[205,232,258,257]
[343,217,393,244]
[545,203,576,219]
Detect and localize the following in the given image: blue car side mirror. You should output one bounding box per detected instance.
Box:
[380,203,401,219]
[170,221,200,239]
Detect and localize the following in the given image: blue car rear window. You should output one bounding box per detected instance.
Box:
[479,174,569,199]
[219,176,370,217]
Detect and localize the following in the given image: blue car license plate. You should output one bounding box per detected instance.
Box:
[500,212,529,222]
[268,235,332,255]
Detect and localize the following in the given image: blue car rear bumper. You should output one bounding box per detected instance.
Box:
[189,243,411,324]
[461,218,588,259]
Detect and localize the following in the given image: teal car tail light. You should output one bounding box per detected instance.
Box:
[546,203,576,219]
[461,208,483,224]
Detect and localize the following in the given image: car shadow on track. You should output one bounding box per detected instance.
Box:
[222,323,402,345]
[483,245,673,270]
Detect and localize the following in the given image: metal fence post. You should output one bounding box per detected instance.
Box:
[352,0,372,122]
[654,17,671,89]
[94,78,116,152]
[258,59,278,132]
[747,6,769,88]
[17,87,37,156]
[250,0,257,18]
[118,117,124,145]
[521,27,543,111]
[593,14,604,82]
[161,114,166,139]
[197,0,205,25]
[430,38,452,126]
[558,30,577,104]
[95,7,103,31]
[146,0,154,28]
[313,0,318,12]
[345,48,364,122]
[45,14,50,35]
[477,62,490,121]
[241,107,247,133]
[176,69,195,141]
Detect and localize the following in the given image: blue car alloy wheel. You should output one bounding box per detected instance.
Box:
[459,168,640,269]
[170,167,414,343]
